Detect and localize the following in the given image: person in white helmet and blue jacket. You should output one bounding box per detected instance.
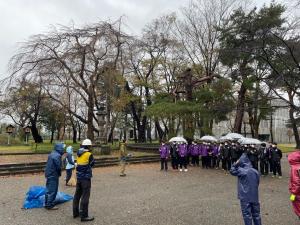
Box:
[73,139,95,222]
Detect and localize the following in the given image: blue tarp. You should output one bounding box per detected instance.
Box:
[23,186,73,209]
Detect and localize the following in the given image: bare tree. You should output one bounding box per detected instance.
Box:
[175,0,239,78]
[7,20,129,141]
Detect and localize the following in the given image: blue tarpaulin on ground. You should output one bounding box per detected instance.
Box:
[23,186,73,209]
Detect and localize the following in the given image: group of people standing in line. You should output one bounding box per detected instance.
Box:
[43,136,300,225]
[159,140,283,178]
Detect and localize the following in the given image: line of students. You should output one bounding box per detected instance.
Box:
[159,140,283,178]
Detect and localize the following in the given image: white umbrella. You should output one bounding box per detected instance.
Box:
[225,133,244,140]
[200,135,217,142]
[219,136,234,142]
[169,136,187,143]
[238,138,262,145]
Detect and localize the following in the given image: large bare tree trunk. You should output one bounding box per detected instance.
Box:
[31,121,43,143]
[288,91,300,148]
[87,87,95,141]
[234,83,247,133]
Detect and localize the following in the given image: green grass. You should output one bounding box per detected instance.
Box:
[0,145,32,152]
[278,144,297,153]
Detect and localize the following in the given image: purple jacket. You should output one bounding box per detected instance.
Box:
[178,144,188,157]
[198,144,203,156]
[201,145,208,156]
[159,145,170,159]
[207,145,213,156]
[191,144,199,156]
[212,145,219,156]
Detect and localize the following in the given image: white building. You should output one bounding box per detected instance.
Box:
[212,99,292,143]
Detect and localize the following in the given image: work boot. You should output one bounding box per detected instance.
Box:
[81,216,94,222]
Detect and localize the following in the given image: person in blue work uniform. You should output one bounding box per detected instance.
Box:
[230,153,262,225]
[44,143,65,210]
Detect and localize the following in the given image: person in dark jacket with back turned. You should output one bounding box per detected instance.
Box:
[73,139,95,222]
[44,143,65,210]
[230,153,262,225]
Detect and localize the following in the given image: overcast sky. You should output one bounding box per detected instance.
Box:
[0,0,278,79]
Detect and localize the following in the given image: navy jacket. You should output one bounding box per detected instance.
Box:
[45,143,64,178]
[76,148,95,180]
[230,153,260,203]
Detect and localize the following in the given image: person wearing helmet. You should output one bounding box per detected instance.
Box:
[44,143,65,210]
[73,139,95,222]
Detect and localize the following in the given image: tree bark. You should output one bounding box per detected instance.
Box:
[234,83,247,133]
[30,121,43,143]
[87,87,95,141]
[72,126,77,144]
[155,120,165,141]
[50,128,55,143]
[288,91,300,148]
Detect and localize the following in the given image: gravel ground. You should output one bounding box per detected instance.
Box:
[0,154,298,225]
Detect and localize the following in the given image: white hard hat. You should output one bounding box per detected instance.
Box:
[82,139,92,146]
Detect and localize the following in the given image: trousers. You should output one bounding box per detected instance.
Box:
[73,179,91,218]
[45,177,59,209]
[240,201,262,225]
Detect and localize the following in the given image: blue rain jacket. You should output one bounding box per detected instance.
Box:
[65,146,75,170]
[230,153,260,203]
[45,143,64,178]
